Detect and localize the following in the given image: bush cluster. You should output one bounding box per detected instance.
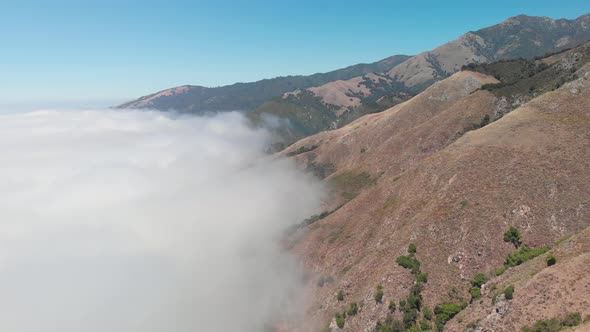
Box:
[434,302,467,331]
[505,246,551,267]
[521,312,582,332]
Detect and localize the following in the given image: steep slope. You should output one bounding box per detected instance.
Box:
[256,14,590,145]
[282,47,590,331]
[445,226,590,332]
[115,55,411,112]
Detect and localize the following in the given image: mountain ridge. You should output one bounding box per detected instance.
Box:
[115,54,412,111]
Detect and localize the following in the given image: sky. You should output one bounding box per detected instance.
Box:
[1,0,590,107]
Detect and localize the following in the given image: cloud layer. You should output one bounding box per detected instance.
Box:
[0,109,323,332]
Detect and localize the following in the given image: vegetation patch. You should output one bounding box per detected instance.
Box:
[396,255,421,275]
[394,243,431,330]
[306,162,336,179]
[546,254,557,266]
[347,302,359,316]
[469,273,489,302]
[375,284,384,304]
[434,302,467,331]
[330,170,377,200]
[317,275,334,288]
[503,226,522,248]
[503,285,515,300]
[335,311,346,328]
[521,312,582,332]
[505,246,551,267]
[285,144,319,157]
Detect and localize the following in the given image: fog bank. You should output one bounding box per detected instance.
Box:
[0,109,323,331]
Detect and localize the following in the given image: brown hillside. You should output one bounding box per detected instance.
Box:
[446,226,590,331]
[284,62,590,331]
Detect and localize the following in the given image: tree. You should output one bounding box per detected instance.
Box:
[503,226,522,248]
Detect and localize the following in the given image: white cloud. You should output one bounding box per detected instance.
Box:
[0,109,323,332]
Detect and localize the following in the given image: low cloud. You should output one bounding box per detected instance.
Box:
[0,109,323,332]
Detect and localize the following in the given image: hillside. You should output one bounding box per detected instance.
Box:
[115,55,411,112]
[281,42,590,331]
[254,14,590,146]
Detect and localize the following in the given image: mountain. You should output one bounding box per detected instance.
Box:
[253,14,590,146]
[281,42,590,331]
[115,55,411,111]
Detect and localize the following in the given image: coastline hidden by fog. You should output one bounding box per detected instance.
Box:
[1,1,590,331]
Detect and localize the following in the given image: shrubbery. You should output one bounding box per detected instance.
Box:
[504,226,522,248]
[505,246,551,267]
[396,255,421,274]
[337,289,344,301]
[503,285,514,300]
[417,272,428,284]
[546,255,556,266]
[335,312,346,328]
[347,302,359,316]
[434,302,467,331]
[521,312,582,332]
[388,300,396,313]
[375,284,384,304]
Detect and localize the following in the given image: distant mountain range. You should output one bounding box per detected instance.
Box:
[115,54,411,111]
[117,13,590,146]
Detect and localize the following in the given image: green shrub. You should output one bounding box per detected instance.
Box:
[494,266,508,276]
[420,319,433,330]
[505,246,551,267]
[504,226,522,248]
[337,290,344,301]
[521,318,561,332]
[503,285,514,300]
[396,255,421,274]
[561,312,582,327]
[388,300,396,312]
[469,287,482,301]
[408,242,417,254]
[335,312,346,328]
[399,299,407,311]
[546,255,557,266]
[347,302,359,316]
[423,307,433,321]
[470,273,489,288]
[521,312,583,332]
[403,309,419,329]
[434,302,466,331]
[376,318,405,332]
[375,284,384,304]
[417,272,428,284]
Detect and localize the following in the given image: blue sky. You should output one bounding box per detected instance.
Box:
[1,0,590,107]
